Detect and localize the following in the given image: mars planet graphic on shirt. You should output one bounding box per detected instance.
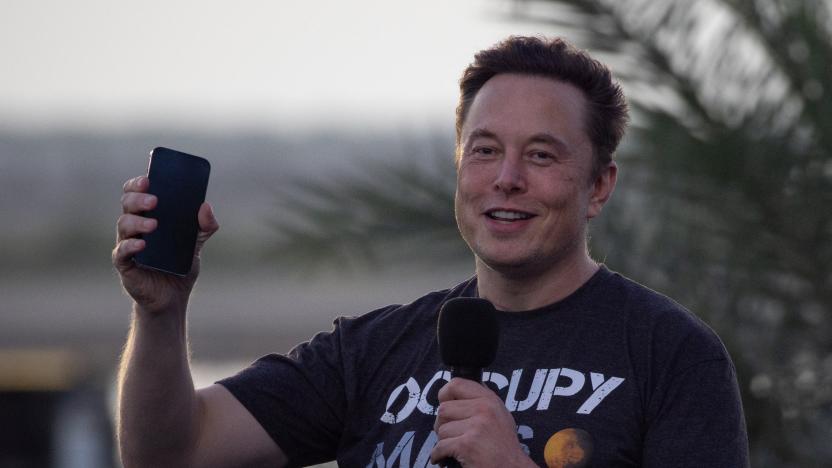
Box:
[543,428,593,468]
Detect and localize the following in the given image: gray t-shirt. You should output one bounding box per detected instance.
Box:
[218,267,749,467]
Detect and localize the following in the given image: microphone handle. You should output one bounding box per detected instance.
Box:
[443,457,462,467]
[439,457,462,468]
[441,367,483,467]
[451,366,482,381]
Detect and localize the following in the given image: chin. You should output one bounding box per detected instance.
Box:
[476,251,552,279]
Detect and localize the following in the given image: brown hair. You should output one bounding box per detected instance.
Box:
[456,36,629,179]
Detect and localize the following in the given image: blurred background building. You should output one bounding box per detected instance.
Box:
[1,1,830,467]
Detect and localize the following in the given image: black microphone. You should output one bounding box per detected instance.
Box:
[436,297,499,467]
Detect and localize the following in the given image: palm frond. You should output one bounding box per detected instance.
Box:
[265,151,468,271]
[507,1,832,464]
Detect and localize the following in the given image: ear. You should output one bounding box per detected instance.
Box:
[587,162,617,219]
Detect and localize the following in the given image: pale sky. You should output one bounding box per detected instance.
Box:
[1,0,549,131]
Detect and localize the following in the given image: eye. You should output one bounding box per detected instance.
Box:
[528,150,555,164]
[471,146,498,157]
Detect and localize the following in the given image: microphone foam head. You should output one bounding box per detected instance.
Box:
[437,297,499,368]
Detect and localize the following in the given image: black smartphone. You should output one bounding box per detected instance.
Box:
[134,147,211,276]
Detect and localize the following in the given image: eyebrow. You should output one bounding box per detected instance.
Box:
[466,128,498,142]
[528,132,571,154]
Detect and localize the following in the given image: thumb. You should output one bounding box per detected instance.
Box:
[198,202,220,235]
[195,202,219,254]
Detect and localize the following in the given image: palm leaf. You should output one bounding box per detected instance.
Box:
[508,0,832,465]
[265,151,468,271]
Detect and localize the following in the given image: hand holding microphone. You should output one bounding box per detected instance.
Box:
[431,297,536,468]
[433,297,498,467]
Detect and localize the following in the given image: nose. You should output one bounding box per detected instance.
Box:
[493,154,526,194]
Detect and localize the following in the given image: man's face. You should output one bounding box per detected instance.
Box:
[454,73,614,276]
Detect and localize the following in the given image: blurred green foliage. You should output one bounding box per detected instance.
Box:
[518,1,832,465]
[266,152,465,271]
[267,0,831,465]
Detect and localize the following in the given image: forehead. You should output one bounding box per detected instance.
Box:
[462,74,589,146]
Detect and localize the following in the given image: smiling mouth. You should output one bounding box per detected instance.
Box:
[486,210,535,221]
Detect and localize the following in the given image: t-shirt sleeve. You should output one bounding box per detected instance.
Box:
[641,321,750,467]
[216,324,347,467]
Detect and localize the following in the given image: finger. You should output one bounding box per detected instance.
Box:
[435,417,470,440]
[193,203,219,257]
[122,176,149,194]
[121,192,157,214]
[438,378,491,403]
[116,214,157,241]
[433,398,496,435]
[112,238,145,271]
[435,399,479,429]
[197,202,219,235]
[430,437,465,466]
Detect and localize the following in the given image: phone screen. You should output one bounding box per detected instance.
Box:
[134,147,211,276]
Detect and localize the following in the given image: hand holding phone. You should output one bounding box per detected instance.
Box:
[133,147,211,276]
[113,147,218,314]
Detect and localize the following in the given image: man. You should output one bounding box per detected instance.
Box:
[114,36,749,467]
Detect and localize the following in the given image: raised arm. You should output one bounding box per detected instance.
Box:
[113,175,287,467]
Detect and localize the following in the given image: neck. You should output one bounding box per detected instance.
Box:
[475,252,599,312]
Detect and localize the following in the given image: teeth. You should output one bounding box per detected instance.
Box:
[489,210,532,220]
